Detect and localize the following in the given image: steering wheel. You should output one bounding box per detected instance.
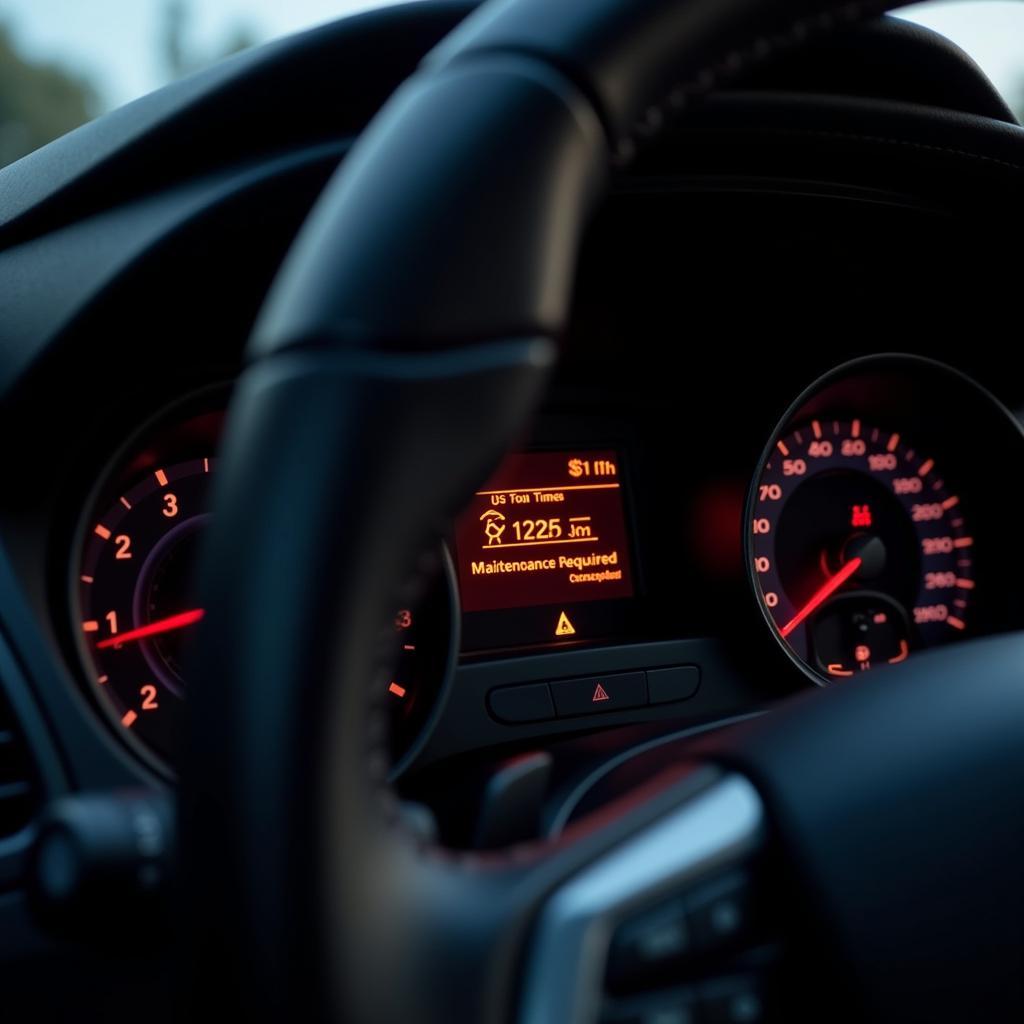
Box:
[188,0,1024,1020]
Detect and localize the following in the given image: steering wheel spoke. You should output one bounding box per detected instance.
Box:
[520,772,769,1024]
[377,768,770,1024]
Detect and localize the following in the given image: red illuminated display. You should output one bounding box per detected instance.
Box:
[454,451,634,613]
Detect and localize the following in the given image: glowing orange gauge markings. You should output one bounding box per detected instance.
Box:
[888,640,910,664]
[751,416,976,681]
[78,447,444,771]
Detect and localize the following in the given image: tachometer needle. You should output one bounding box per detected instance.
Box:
[779,557,862,638]
[96,608,205,649]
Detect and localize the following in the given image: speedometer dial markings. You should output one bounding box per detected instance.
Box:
[751,419,975,679]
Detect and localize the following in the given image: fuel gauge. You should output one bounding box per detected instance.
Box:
[808,592,911,677]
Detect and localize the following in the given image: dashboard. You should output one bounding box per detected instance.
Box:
[3,5,1024,996]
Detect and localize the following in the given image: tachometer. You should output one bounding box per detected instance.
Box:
[749,418,974,680]
[74,404,454,772]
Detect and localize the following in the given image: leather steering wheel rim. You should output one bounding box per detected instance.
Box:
[188,1,1024,1021]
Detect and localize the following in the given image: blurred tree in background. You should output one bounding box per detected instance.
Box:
[0,22,99,167]
[0,1,258,168]
[160,0,259,80]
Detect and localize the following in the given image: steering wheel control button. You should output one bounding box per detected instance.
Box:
[603,990,696,1024]
[487,683,555,724]
[698,976,767,1024]
[647,666,701,705]
[687,873,755,954]
[607,898,690,989]
[551,671,646,717]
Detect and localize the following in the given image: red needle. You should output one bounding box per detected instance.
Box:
[96,609,205,649]
[779,557,862,638]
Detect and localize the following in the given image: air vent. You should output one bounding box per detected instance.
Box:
[0,690,36,838]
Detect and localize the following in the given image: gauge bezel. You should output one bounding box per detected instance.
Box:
[69,387,227,778]
[744,353,1024,688]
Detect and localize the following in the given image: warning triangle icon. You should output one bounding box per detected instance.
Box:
[555,611,576,637]
[592,683,610,703]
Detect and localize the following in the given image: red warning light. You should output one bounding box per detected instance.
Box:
[855,645,871,663]
[592,683,610,703]
[851,505,873,528]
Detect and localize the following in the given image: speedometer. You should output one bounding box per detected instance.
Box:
[750,418,974,680]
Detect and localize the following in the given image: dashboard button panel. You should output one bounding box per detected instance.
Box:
[488,665,702,726]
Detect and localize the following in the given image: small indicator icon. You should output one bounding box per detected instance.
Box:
[592,683,610,703]
[388,682,407,699]
[480,509,507,546]
[850,504,873,528]
[555,611,576,637]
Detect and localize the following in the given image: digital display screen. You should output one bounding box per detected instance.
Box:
[454,451,635,616]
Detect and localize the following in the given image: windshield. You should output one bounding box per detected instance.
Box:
[1,1,1023,168]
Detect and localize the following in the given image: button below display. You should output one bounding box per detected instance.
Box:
[648,666,700,705]
[551,672,647,717]
[488,683,554,724]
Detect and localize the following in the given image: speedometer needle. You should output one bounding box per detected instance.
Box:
[96,608,205,649]
[779,557,862,638]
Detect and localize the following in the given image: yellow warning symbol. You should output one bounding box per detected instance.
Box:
[555,611,576,637]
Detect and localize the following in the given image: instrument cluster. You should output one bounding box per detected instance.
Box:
[65,356,1024,774]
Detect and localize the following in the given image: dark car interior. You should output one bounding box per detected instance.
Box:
[2,0,1024,1020]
